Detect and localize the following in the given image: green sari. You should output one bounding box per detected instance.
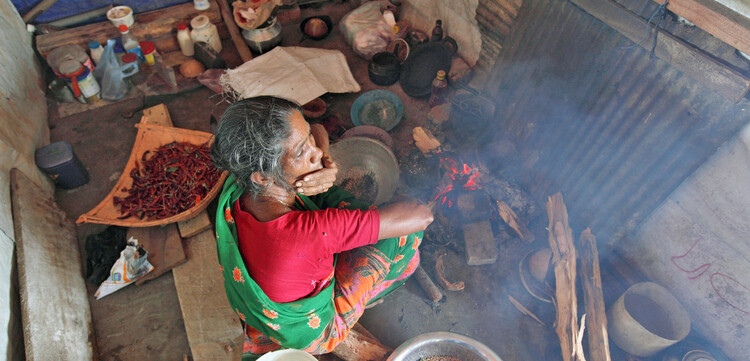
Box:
[215,174,420,351]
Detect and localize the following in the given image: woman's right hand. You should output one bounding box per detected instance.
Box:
[377,199,434,240]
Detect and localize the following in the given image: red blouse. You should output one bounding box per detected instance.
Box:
[233,199,380,303]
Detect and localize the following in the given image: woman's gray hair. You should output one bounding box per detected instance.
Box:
[211,96,301,196]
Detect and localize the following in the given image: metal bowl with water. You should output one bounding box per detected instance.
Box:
[387,332,503,361]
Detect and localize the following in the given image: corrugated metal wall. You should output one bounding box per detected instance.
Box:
[483,0,750,251]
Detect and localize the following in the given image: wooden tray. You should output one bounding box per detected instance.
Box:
[76,123,228,227]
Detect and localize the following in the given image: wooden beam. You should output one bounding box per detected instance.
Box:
[577,228,611,361]
[571,0,750,103]
[497,200,535,243]
[655,0,750,57]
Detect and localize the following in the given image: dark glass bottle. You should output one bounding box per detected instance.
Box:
[429,70,448,107]
[431,19,443,42]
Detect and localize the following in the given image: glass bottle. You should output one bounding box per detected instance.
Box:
[118,24,144,62]
[88,41,103,66]
[429,70,448,107]
[190,15,222,53]
[177,23,195,56]
[431,19,444,42]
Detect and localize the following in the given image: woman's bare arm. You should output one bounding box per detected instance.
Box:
[377,200,434,240]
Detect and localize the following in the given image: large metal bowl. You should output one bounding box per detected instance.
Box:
[329,137,399,205]
[387,332,503,361]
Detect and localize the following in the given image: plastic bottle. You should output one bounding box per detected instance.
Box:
[118,25,144,62]
[190,15,222,53]
[140,41,156,66]
[429,70,448,107]
[177,23,195,56]
[88,41,104,66]
[431,19,444,42]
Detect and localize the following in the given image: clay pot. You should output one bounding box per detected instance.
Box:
[528,248,551,282]
[302,98,327,119]
[368,52,400,86]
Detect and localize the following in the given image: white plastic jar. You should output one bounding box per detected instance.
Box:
[190,15,222,53]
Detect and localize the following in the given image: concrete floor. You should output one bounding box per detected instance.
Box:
[48,15,561,361]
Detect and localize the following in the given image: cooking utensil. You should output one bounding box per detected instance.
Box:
[341,125,394,150]
[399,37,458,98]
[368,51,400,86]
[242,16,283,54]
[350,90,404,131]
[329,137,399,205]
[299,15,332,41]
[387,332,503,361]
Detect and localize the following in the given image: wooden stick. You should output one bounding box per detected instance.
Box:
[435,253,465,291]
[570,0,750,103]
[508,295,545,326]
[22,0,60,23]
[413,265,444,302]
[497,200,535,243]
[332,325,391,361]
[578,228,612,361]
[217,0,253,63]
[547,192,579,361]
[477,2,514,28]
[476,10,512,36]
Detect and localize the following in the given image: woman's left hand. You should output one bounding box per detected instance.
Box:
[295,155,338,195]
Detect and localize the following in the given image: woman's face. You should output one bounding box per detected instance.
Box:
[280,110,324,185]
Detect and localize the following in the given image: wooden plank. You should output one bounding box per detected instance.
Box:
[141,103,174,126]
[577,228,611,361]
[127,224,187,286]
[10,169,94,361]
[546,192,579,361]
[36,0,221,58]
[173,230,243,361]
[571,0,750,103]
[655,0,750,57]
[177,210,213,238]
[497,200,534,243]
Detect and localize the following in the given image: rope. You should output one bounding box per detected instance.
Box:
[619,0,670,58]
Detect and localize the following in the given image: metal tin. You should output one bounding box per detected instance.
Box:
[35,141,90,189]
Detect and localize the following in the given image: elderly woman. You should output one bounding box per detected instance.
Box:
[211,96,433,359]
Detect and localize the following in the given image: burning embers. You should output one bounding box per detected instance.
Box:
[434,155,483,210]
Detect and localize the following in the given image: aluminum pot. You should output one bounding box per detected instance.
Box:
[242,17,282,54]
[387,332,502,361]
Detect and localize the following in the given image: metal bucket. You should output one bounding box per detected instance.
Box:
[608,282,691,357]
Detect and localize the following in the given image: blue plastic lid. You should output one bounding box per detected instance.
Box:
[88,41,101,49]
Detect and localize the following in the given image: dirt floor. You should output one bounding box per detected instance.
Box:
[48,10,561,361]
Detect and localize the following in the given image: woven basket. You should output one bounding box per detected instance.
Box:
[76,123,228,227]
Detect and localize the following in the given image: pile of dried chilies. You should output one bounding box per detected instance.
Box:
[113,141,222,220]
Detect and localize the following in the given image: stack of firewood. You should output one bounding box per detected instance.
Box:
[475,0,522,70]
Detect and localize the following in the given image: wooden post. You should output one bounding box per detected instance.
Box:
[217,0,254,63]
[546,192,579,361]
[497,200,535,243]
[578,228,611,361]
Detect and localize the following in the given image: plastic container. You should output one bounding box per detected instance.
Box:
[35,141,90,189]
[194,0,210,10]
[608,282,691,357]
[177,23,195,56]
[107,6,134,28]
[88,41,103,66]
[59,60,100,103]
[47,44,94,77]
[191,15,222,53]
[139,41,156,66]
[121,53,144,85]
